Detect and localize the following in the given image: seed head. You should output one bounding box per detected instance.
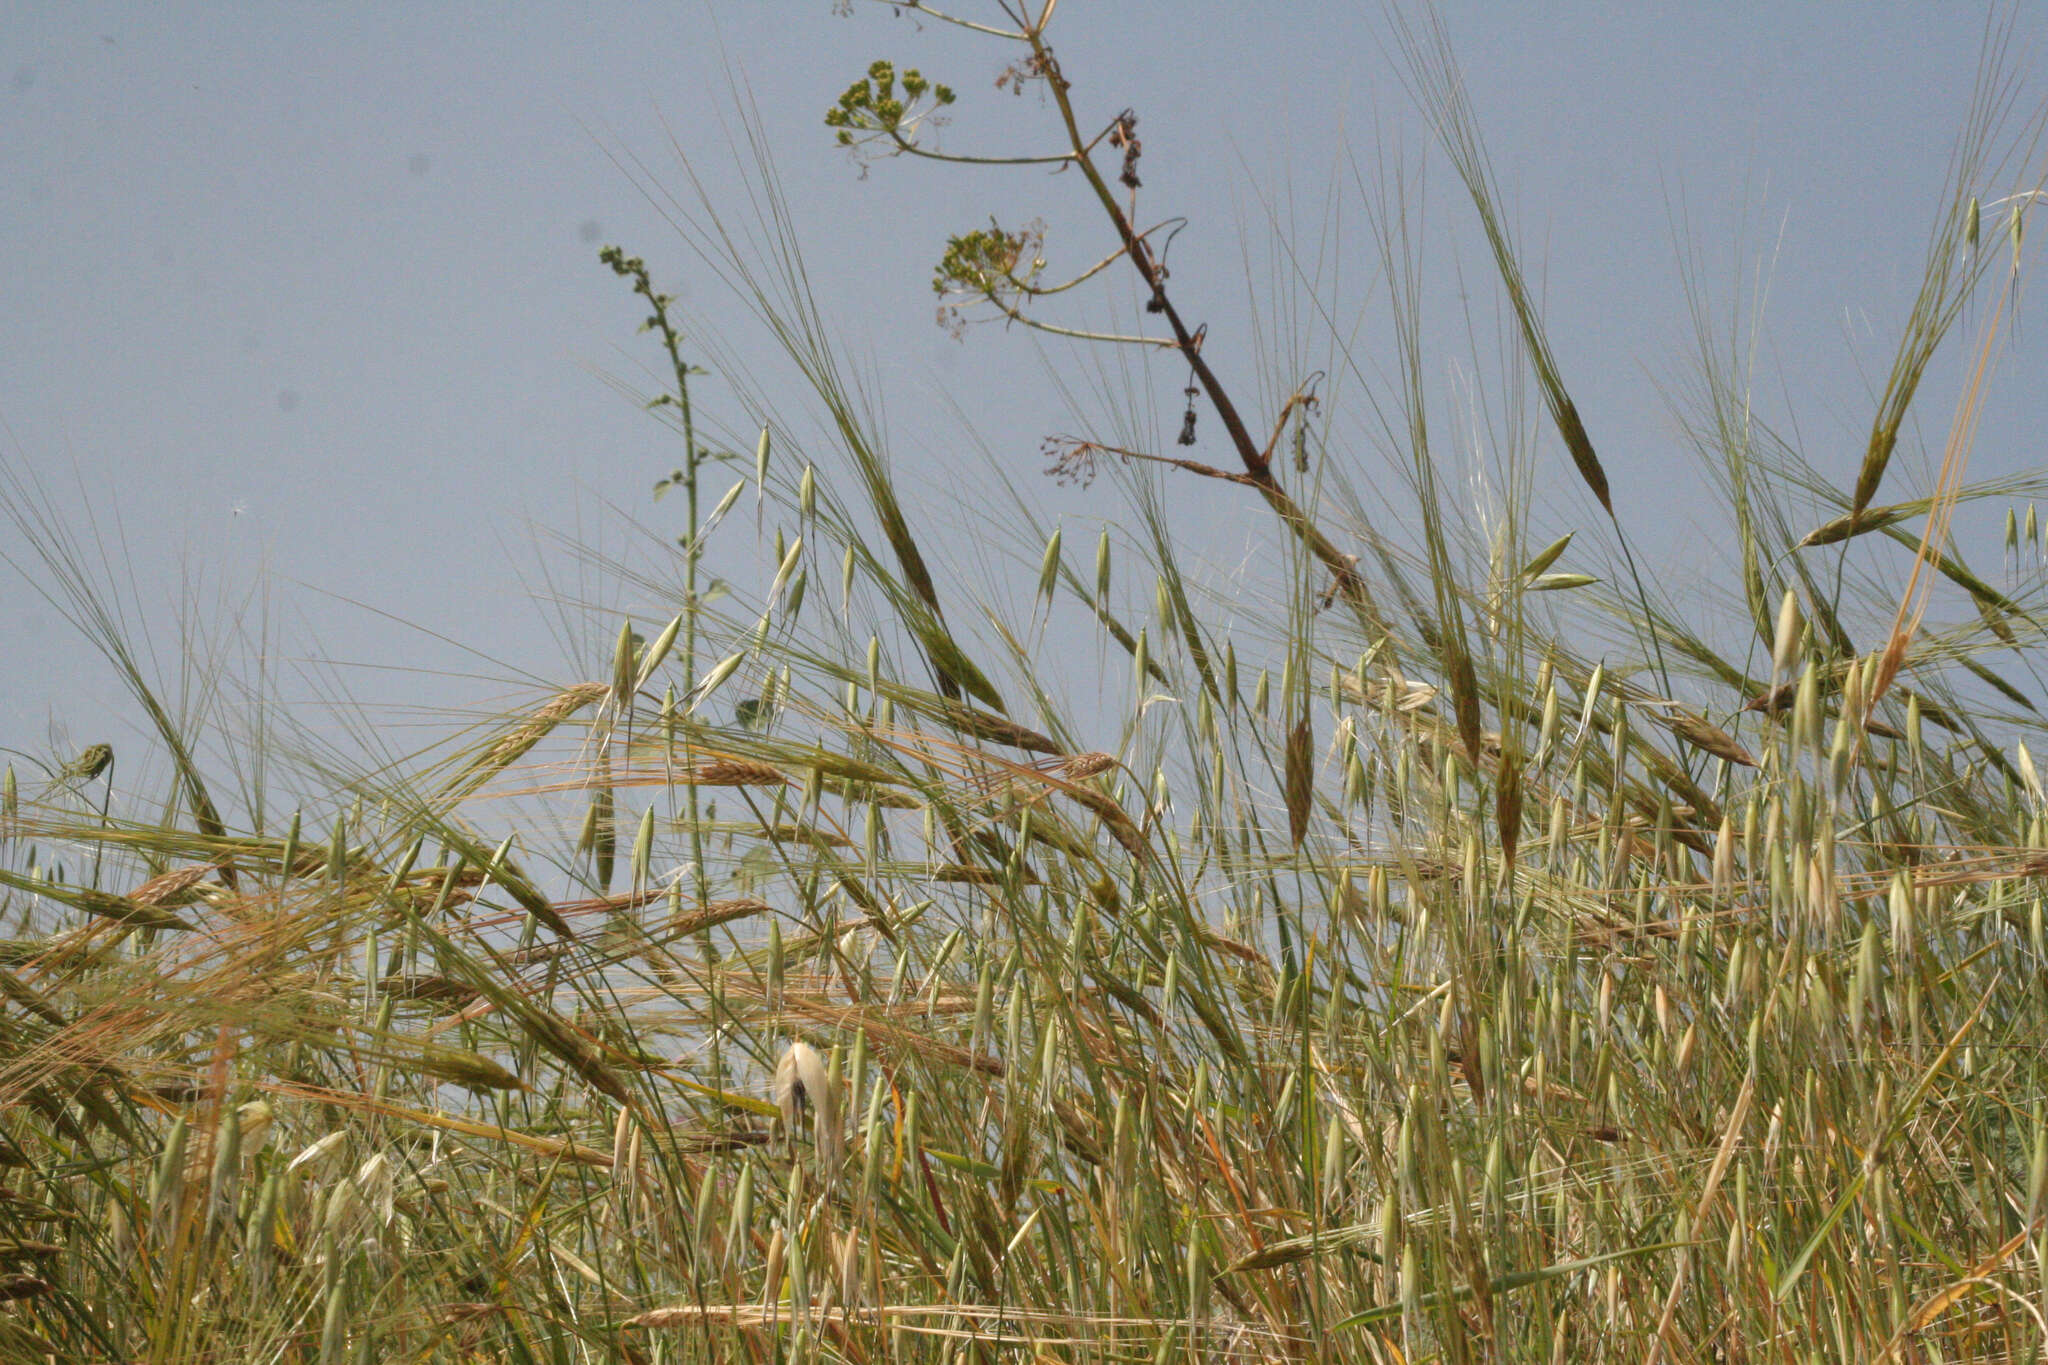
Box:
[772,1040,844,1174]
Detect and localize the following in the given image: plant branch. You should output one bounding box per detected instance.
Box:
[886,127,1075,167]
[1020,21,1386,636]
[970,295,1179,348]
[1045,438,1262,489]
[880,0,1027,41]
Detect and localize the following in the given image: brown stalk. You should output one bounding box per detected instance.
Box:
[1019,22,1387,638]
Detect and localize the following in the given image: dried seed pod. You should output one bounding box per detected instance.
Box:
[772,1040,844,1174]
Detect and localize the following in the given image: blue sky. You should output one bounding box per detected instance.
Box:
[4,3,2042,795]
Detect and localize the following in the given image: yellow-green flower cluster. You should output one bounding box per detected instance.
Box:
[823,58,955,146]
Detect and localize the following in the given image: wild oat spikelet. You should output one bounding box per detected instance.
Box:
[772,1040,844,1174]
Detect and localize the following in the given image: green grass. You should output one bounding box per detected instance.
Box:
[3,5,2048,1361]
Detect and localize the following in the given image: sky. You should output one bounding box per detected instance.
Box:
[3,3,2044,803]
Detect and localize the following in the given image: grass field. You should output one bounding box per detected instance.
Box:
[4,5,2048,1361]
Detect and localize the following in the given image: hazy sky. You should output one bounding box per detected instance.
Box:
[4,4,2043,795]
